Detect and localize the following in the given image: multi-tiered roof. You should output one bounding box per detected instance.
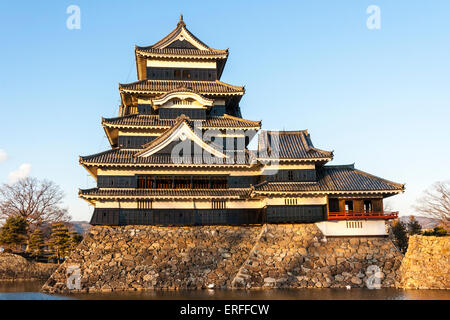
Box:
[79,16,404,226]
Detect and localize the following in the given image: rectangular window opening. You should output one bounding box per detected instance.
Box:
[345,200,353,212]
[364,200,372,212]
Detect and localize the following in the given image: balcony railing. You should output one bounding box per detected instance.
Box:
[328,211,398,220]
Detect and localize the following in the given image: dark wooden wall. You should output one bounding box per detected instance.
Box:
[118,136,156,149]
[97,176,136,188]
[263,169,317,182]
[90,205,327,226]
[146,67,217,81]
[98,175,260,189]
[266,205,326,223]
[91,208,263,226]
[208,105,226,117]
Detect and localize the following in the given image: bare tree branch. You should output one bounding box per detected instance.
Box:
[0,177,71,226]
[414,181,450,229]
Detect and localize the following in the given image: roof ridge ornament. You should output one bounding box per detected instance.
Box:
[178,13,186,27]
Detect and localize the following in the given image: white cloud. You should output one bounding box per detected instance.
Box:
[0,149,7,163]
[8,163,32,184]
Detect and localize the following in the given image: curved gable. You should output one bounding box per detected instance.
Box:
[153,88,214,108]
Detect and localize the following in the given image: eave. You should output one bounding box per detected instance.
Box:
[80,194,246,201]
[79,159,98,180]
[78,161,258,169]
[257,157,333,163]
[118,80,245,96]
[101,114,261,131]
[78,189,96,205]
[102,119,118,147]
[103,123,261,130]
[79,187,251,201]
[135,48,229,60]
[252,189,404,197]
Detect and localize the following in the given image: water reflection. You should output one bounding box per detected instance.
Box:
[72,288,450,300]
[0,281,449,300]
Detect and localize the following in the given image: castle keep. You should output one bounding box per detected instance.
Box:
[79,16,404,236]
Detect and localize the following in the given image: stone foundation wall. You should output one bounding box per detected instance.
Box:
[398,235,449,289]
[42,224,403,294]
[42,226,261,293]
[0,253,57,281]
[232,224,402,289]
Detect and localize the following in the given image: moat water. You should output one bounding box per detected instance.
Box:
[0,281,449,300]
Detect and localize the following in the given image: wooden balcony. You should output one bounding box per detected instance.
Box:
[328,211,398,220]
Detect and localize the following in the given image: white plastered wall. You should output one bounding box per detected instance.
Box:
[315,220,388,236]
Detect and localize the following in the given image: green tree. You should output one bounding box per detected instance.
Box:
[432,226,448,236]
[47,223,71,263]
[26,229,45,259]
[392,220,409,253]
[423,226,448,237]
[69,231,83,250]
[0,216,27,251]
[407,216,422,235]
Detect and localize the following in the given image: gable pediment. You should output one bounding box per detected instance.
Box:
[152,17,210,51]
[136,120,228,160]
[166,39,198,49]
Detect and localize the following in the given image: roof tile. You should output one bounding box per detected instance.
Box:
[254,165,404,193]
[80,188,250,199]
[103,114,261,129]
[119,80,244,95]
[258,130,332,160]
[136,47,228,59]
[80,148,253,165]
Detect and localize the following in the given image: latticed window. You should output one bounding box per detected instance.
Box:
[285,198,298,206]
[211,177,227,189]
[346,221,363,228]
[212,200,226,209]
[193,177,209,189]
[137,176,154,189]
[174,177,191,189]
[173,99,192,105]
[146,67,216,81]
[156,177,173,189]
[137,200,152,209]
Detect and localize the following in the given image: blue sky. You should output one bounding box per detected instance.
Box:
[0,1,449,221]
